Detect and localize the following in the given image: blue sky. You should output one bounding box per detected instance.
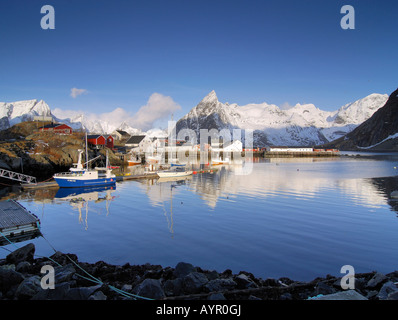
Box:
[0,0,397,129]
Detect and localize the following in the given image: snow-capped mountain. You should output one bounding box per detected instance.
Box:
[0,99,144,135]
[53,113,143,136]
[324,88,398,151]
[176,90,389,146]
[0,99,52,129]
[0,91,389,146]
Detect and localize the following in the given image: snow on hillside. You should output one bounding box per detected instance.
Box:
[176,91,389,146]
[0,99,52,128]
[0,99,148,136]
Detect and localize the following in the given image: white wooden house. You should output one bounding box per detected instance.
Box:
[266,146,313,152]
[112,130,130,141]
[211,140,243,152]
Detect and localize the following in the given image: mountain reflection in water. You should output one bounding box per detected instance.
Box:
[1,155,398,281]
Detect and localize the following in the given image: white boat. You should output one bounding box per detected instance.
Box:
[157,166,193,178]
[128,152,142,166]
[157,175,193,183]
[212,157,230,165]
[128,157,142,166]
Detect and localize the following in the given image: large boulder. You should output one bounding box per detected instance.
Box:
[182,272,208,294]
[133,278,165,300]
[6,243,35,264]
[173,262,195,278]
[15,275,42,299]
[0,267,25,293]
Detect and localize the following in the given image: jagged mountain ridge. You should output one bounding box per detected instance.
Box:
[0,100,52,129]
[324,88,398,151]
[176,90,389,146]
[0,99,143,135]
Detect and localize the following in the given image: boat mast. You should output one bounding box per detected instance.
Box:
[85,132,89,169]
[106,149,109,168]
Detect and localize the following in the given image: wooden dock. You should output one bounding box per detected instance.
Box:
[0,200,41,245]
[21,181,59,190]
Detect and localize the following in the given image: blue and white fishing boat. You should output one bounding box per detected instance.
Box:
[54,137,116,188]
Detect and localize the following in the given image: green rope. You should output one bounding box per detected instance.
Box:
[0,229,153,300]
[0,230,19,249]
[39,233,154,300]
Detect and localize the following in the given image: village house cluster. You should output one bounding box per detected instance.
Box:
[36,120,338,155]
[35,120,249,154]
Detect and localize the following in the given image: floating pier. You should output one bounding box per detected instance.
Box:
[20,181,58,190]
[0,200,41,245]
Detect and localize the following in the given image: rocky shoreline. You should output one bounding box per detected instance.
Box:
[1,243,398,300]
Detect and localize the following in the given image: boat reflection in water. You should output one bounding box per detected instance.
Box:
[54,185,117,230]
[151,175,192,236]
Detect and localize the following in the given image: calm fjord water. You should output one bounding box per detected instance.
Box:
[2,153,398,281]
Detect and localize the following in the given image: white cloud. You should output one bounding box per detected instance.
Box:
[53,108,82,119]
[55,92,181,132]
[129,93,181,131]
[70,87,88,98]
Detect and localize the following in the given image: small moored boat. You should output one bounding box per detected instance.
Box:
[157,166,193,178]
[212,157,230,165]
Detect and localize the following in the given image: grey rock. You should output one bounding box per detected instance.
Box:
[206,270,220,281]
[134,278,165,299]
[366,290,378,299]
[208,293,226,300]
[121,284,133,292]
[174,262,195,278]
[6,243,35,264]
[377,281,398,300]
[387,290,398,300]
[235,273,258,289]
[280,292,293,300]
[310,290,368,300]
[248,295,262,300]
[89,290,107,300]
[354,277,366,291]
[0,268,24,293]
[315,282,336,295]
[16,261,31,273]
[65,285,102,300]
[366,272,387,289]
[204,278,237,293]
[15,275,42,300]
[182,272,209,294]
[164,278,183,296]
[32,282,71,300]
[55,264,76,283]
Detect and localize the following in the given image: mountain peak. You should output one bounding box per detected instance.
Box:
[201,90,218,104]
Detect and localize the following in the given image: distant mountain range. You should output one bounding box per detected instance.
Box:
[0,99,146,136]
[176,90,389,147]
[0,90,394,149]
